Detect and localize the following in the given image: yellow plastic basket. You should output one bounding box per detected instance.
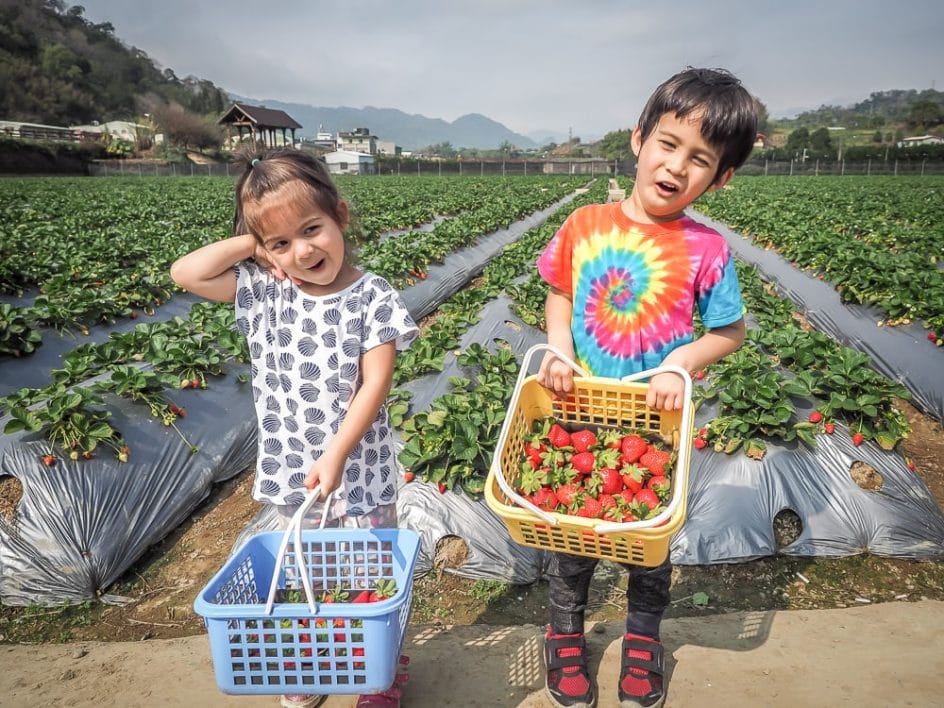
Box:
[485,345,693,567]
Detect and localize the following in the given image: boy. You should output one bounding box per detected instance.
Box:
[536,67,757,708]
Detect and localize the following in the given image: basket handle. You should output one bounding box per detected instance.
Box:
[593,364,693,534]
[264,487,333,615]
[491,344,589,526]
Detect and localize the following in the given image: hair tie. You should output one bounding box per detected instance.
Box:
[251,158,260,167]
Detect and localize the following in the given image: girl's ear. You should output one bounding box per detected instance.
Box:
[630,126,643,157]
[708,167,734,192]
[337,199,350,230]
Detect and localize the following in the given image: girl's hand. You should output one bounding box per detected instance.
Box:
[537,352,574,398]
[646,371,686,411]
[303,452,344,500]
[251,241,286,280]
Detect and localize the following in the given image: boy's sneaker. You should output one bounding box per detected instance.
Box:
[544,630,596,708]
[280,695,325,708]
[618,633,665,708]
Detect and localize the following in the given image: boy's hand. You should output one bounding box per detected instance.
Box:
[646,371,686,411]
[537,352,575,398]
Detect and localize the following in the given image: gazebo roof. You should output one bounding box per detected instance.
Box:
[218,102,302,130]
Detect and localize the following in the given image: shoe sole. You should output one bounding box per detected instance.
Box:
[620,696,665,708]
[544,686,597,708]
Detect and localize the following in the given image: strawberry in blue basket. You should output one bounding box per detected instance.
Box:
[171,148,419,708]
[535,68,755,707]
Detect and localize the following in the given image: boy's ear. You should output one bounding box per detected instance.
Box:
[630,126,643,157]
[708,167,734,192]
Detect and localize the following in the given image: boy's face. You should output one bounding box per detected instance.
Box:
[626,112,733,224]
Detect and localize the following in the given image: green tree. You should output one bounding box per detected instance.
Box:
[594,129,631,160]
[785,127,810,154]
[809,127,832,152]
[909,99,942,128]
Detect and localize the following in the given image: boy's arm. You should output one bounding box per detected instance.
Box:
[537,287,577,397]
[303,340,397,499]
[647,318,746,410]
[170,234,273,302]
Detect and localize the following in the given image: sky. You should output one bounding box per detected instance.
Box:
[75,0,944,141]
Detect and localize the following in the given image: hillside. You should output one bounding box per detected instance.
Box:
[779,88,944,131]
[0,0,228,125]
[227,96,538,151]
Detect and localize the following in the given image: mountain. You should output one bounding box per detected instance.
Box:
[228,96,538,151]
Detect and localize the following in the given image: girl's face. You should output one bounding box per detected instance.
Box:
[248,183,357,296]
[625,111,733,224]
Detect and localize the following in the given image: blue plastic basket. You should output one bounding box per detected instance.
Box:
[194,525,420,696]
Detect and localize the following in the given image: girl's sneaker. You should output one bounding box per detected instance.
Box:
[618,633,665,708]
[280,695,325,708]
[354,654,410,707]
[544,630,596,708]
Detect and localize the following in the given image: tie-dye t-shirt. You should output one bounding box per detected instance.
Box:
[536,201,743,378]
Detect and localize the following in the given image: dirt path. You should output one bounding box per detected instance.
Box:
[3,601,943,707]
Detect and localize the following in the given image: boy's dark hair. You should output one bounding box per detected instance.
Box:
[636,67,758,181]
[232,147,345,238]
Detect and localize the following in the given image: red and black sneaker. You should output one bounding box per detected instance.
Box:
[544,631,597,708]
[618,633,666,708]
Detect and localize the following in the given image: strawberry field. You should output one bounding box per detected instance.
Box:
[0,172,942,609]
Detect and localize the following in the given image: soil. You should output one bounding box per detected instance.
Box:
[1,399,942,646]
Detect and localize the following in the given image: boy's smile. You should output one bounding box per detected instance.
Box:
[624,112,733,224]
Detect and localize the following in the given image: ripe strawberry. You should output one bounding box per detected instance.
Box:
[555,483,579,507]
[808,411,823,424]
[693,370,706,380]
[647,475,671,498]
[621,464,646,494]
[403,470,415,482]
[82,451,93,460]
[634,489,660,513]
[351,590,372,603]
[169,403,180,415]
[42,454,56,466]
[530,487,559,512]
[570,429,597,453]
[928,331,937,342]
[177,407,187,417]
[192,377,200,389]
[575,496,603,519]
[852,432,865,446]
[619,435,648,464]
[907,459,916,472]
[639,447,671,475]
[570,452,596,475]
[597,493,617,512]
[599,467,623,495]
[370,579,397,601]
[824,422,835,434]
[693,437,708,449]
[437,482,448,493]
[547,423,572,449]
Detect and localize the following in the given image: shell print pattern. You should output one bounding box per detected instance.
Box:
[235,263,418,517]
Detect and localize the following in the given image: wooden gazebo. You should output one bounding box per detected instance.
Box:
[218,102,303,148]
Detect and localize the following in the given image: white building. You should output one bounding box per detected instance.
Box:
[897,135,944,148]
[323,150,375,175]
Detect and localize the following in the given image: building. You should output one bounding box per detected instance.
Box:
[897,135,944,148]
[337,128,377,155]
[218,103,302,148]
[323,150,375,175]
[376,140,401,156]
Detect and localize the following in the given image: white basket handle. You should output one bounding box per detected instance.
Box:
[491,344,589,525]
[593,364,693,534]
[264,487,333,615]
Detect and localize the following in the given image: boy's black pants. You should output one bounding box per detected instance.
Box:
[547,551,672,635]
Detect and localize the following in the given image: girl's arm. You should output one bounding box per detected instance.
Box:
[647,318,746,410]
[537,287,577,397]
[303,340,397,499]
[170,234,268,302]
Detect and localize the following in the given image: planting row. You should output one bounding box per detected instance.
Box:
[696,175,944,338]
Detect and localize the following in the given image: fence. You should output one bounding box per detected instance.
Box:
[86,157,944,179]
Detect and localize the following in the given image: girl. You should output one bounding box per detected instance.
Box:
[171,148,418,708]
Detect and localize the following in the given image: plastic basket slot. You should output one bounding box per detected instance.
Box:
[213,554,260,607]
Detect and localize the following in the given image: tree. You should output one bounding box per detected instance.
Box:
[785,127,810,154]
[909,99,942,128]
[872,130,883,144]
[753,97,769,136]
[809,127,832,153]
[154,103,221,151]
[595,129,631,160]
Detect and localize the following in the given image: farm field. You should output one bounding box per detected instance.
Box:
[0,173,942,644]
